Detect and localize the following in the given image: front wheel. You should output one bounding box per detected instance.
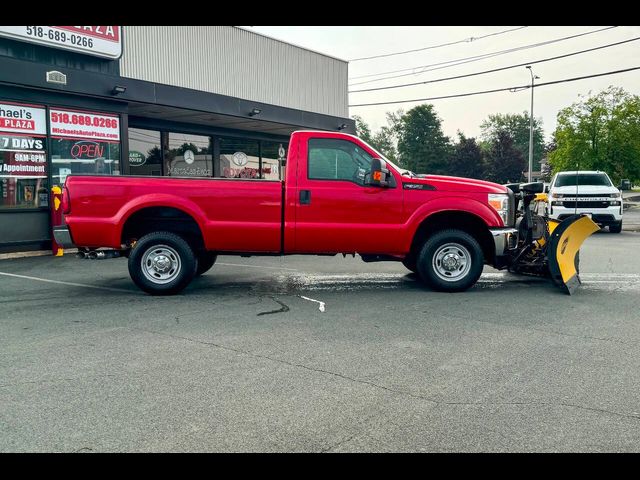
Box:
[416,229,484,292]
[128,231,197,295]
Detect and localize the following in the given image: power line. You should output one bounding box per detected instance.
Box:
[349,36,640,94]
[349,26,618,85]
[348,66,640,107]
[348,26,528,62]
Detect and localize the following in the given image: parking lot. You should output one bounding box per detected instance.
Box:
[1,230,640,452]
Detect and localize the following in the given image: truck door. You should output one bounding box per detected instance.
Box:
[293,134,405,254]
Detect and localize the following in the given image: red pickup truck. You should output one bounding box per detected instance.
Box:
[55,130,521,295]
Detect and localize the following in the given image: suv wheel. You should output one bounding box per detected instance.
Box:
[609,222,622,233]
[128,231,197,295]
[417,229,484,292]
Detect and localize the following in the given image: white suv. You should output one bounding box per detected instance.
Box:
[548,171,623,233]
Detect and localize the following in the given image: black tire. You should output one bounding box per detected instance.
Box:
[402,255,418,274]
[609,222,622,233]
[128,231,197,295]
[196,252,218,276]
[416,229,484,292]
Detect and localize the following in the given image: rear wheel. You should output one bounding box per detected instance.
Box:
[609,222,622,233]
[196,252,218,276]
[416,229,484,292]
[128,231,197,295]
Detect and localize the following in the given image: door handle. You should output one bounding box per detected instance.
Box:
[300,190,311,205]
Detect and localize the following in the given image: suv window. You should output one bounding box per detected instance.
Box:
[308,138,372,185]
[554,173,612,187]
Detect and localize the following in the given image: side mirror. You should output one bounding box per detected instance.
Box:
[544,184,549,193]
[368,158,390,187]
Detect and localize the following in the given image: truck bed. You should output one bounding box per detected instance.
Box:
[64,175,283,252]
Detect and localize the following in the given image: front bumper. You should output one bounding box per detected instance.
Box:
[53,226,75,249]
[489,227,518,257]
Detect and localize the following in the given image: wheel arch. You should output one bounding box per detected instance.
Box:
[408,210,495,264]
[120,205,205,252]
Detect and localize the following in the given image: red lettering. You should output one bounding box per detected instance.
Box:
[57,26,120,41]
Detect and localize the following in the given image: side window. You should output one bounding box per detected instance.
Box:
[308,138,372,185]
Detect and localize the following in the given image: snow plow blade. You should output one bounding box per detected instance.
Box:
[547,214,600,295]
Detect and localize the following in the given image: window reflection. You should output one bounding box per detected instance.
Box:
[165,132,212,177]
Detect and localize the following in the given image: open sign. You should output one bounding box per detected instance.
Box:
[70,141,104,159]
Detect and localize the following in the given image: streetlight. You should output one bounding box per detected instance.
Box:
[526,66,540,183]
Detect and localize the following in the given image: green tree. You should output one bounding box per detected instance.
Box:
[394,104,452,174]
[351,115,398,163]
[484,130,526,184]
[352,115,373,144]
[448,132,485,179]
[480,112,545,171]
[548,86,640,183]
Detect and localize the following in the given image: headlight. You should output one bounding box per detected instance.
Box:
[610,192,621,198]
[488,193,510,225]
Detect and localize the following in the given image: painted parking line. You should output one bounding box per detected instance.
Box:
[299,295,326,312]
[0,271,132,293]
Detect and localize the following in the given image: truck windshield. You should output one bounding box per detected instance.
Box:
[554,174,612,187]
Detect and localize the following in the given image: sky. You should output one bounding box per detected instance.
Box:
[244,26,640,143]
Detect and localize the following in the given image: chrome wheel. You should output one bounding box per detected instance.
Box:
[432,242,471,282]
[141,244,182,284]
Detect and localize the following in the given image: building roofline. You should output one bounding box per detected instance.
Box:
[233,26,348,63]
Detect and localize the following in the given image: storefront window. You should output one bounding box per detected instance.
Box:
[50,138,120,184]
[260,141,287,180]
[49,107,121,183]
[0,133,48,209]
[218,137,260,179]
[165,132,212,177]
[128,128,162,176]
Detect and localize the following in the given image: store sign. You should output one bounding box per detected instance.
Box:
[129,151,146,167]
[0,26,123,60]
[0,134,47,178]
[0,102,46,135]
[70,140,105,159]
[49,108,120,141]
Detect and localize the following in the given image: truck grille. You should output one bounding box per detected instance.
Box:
[562,201,611,208]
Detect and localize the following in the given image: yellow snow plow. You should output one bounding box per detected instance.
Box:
[504,183,600,294]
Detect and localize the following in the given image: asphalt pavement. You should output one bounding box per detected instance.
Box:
[1,231,640,452]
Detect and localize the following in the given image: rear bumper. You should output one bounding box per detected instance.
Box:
[53,226,75,249]
[489,227,518,258]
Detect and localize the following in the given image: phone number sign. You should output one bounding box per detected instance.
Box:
[0,26,122,59]
[49,109,120,141]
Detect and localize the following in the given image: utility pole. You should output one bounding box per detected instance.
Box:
[526,66,539,183]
